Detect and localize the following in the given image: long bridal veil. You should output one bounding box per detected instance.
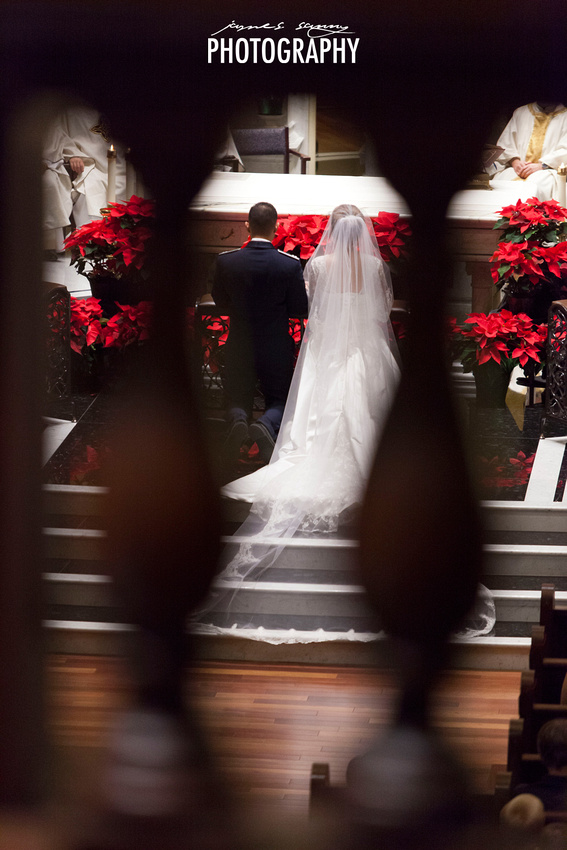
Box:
[196,204,495,640]
[218,205,400,574]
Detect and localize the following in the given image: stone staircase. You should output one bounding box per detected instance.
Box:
[41,483,567,669]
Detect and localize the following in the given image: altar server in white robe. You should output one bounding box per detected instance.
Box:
[42,105,127,252]
[489,102,567,200]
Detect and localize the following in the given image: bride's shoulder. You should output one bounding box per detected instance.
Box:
[307,255,325,276]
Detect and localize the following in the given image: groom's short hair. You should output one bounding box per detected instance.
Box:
[248,202,278,236]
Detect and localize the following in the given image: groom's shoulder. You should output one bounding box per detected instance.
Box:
[276,249,300,262]
[274,249,301,273]
[216,248,242,270]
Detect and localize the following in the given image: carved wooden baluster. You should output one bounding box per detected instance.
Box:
[345,96,497,849]
[0,94,71,811]
[80,183,236,849]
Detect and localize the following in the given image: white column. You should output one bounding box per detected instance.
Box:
[287,93,316,175]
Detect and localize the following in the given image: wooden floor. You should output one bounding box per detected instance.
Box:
[45,654,521,828]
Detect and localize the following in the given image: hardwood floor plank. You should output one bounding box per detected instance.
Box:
[44,655,522,823]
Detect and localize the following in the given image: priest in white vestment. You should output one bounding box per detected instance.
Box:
[489,102,567,200]
[42,106,127,252]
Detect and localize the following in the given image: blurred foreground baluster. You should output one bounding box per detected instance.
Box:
[341,91,498,850]
[77,189,235,849]
[0,93,58,811]
[347,228,479,850]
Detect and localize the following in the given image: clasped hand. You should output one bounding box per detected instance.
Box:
[511,159,543,179]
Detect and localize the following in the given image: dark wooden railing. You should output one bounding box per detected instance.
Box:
[542,300,567,436]
[2,3,566,848]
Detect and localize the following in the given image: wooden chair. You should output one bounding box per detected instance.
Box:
[231,127,310,174]
[497,585,567,800]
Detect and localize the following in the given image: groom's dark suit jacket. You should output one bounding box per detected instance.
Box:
[212,239,308,412]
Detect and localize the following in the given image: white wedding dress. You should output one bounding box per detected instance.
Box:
[196,207,495,641]
[222,264,399,528]
[220,211,400,578]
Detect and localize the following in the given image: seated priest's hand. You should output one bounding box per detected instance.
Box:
[68,156,85,175]
[519,161,543,177]
[511,158,543,178]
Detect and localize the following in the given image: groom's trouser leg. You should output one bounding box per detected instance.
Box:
[257,356,294,440]
[224,345,255,423]
[257,403,285,439]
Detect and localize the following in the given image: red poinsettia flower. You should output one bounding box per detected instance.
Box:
[492,197,567,294]
[509,451,536,476]
[490,240,546,284]
[100,301,154,349]
[69,445,109,485]
[479,450,536,489]
[539,242,567,278]
[69,297,104,354]
[269,212,412,263]
[272,215,329,259]
[372,211,412,261]
[496,197,567,230]
[454,309,547,371]
[64,196,156,286]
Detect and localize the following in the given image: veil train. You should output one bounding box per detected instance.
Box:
[194,205,495,642]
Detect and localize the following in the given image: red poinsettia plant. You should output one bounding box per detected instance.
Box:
[267,212,411,266]
[272,215,328,259]
[490,197,567,296]
[64,195,155,284]
[70,297,153,357]
[479,450,536,490]
[201,316,229,375]
[452,310,547,374]
[69,297,105,355]
[371,211,412,264]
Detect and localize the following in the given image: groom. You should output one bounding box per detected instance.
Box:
[212,201,308,463]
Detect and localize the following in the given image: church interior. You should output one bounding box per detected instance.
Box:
[5,1,567,848]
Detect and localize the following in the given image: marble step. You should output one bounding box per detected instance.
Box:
[42,568,552,628]
[41,616,531,671]
[42,485,567,532]
[483,544,567,578]
[482,501,567,534]
[43,526,567,584]
[43,483,107,516]
[39,484,564,666]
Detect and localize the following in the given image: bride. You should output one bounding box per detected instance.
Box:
[203,204,495,639]
[219,204,400,576]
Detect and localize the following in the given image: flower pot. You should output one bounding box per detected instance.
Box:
[502,277,567,324]
[88,275,123,317]
[70,347,105,393]
[501,294,536,315]
[473,362,512,408]
[88,275,151,317]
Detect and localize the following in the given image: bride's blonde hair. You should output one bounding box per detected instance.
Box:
[329,203,364,232]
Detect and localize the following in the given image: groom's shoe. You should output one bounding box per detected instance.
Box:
[249,421,276,464]
[223,419,249,463]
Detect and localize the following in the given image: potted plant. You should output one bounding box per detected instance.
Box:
[64,195,156,315]
[490,197,567,322]
[69,296,154,389]
[452,310,547,407]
